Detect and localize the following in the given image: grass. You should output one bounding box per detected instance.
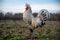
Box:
[0,24,13,29]
[0,21,60,40]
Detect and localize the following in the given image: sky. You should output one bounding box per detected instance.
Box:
[0,0,60,13]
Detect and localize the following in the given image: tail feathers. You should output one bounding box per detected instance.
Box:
[37,9,49,21]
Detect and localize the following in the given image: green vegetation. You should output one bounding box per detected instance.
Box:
[0,21,60,40]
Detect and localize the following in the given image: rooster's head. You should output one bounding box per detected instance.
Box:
[25,4,31,11]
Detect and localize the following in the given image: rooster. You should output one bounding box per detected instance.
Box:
[23,4,49,33]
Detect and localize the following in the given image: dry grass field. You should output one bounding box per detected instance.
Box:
[0,20,60,40]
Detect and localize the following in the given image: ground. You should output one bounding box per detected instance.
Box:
[0,20,60,40]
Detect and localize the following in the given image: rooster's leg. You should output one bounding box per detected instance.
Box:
[29,28,33,33]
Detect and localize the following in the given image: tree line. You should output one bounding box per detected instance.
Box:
[0,12,22,20]
[0,12,60,21]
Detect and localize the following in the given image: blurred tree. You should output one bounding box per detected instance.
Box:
[0,12,4,20]
[4,12,13,20]
[13,13,23,20]
[33,12,38,17]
